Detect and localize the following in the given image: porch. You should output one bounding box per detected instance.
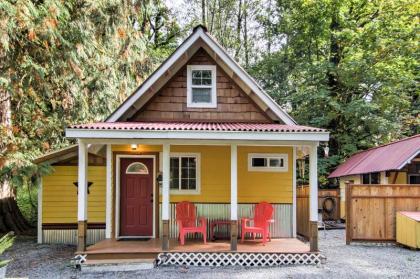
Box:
[83,237,323,266]
[66,122,329,265]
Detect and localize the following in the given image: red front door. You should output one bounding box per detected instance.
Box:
[120,157,154,237]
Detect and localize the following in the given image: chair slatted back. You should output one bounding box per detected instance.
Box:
[176,201,197,227]
[253,202,274,228]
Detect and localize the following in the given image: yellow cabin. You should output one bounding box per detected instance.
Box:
[35,25,330,266]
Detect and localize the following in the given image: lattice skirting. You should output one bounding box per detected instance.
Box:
[156,252,324,267]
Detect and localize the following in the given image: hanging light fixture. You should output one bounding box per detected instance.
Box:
[323,144,329,157]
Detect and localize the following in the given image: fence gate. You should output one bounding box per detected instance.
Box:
[345,184,420,244]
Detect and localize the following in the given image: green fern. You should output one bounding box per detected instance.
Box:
[0,232,15,267]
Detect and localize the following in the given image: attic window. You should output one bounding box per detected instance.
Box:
[187,65,217,108]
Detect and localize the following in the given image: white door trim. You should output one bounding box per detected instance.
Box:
[115,154,156,239]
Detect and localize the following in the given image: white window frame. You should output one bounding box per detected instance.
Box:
[187,65,217,108]
[248,153,289,172]
[125,162,149,174]
[166,152,201,195]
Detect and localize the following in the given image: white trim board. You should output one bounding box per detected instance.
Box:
[115,154,157,239]
[105,26,296,125]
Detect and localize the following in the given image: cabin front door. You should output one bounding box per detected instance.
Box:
[119,157,154,237]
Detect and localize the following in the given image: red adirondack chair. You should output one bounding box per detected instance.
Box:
[176,201,207,245]
[241,202,274,244]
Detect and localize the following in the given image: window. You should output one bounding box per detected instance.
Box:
[408,174,420,184]
[362,172,380,184]
[169,153,200,193]
[187,65,217,108]
[248,153,288,172]
[126,162,149,174]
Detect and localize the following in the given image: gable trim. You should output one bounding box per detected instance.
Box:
[106,26,296,125]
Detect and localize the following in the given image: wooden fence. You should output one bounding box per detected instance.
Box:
[346,184,420,244]
[296,186,340,238]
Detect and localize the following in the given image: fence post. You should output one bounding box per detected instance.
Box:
[345,182,352,245]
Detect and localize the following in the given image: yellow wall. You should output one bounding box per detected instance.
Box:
[42,166,106,223]
[387,171,407,184]
[339,175,361,219]
[42,145,293,224]
[238,146,293,203]
[113,144,293,203]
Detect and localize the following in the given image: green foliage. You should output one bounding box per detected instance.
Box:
[0,0,180,188]
[16,184,38,225]
[249,0,419,185]
[1,0,418,192]
[0,232,15,267]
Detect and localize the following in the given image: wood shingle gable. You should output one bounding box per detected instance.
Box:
[107,26,296,125]
[129,48,271,122]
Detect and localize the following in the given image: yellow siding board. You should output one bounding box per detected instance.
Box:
[42,166,106,223]
[388,171,407,184]
[396,212,420,249]
[165,145,293,203]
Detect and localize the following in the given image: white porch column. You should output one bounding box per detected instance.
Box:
[37,178,43,244]
[105,144,112,239]
[162,143,170,250]
[309,143,319,252]
[77,140,88,252]
[230,144,238,251]
[292,147,297,237]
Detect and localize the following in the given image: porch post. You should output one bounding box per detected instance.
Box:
[105,144,112,239]
[309,143,319,252]
[292,147,297,237]
[230,144,238,251]
[162,143,170,250]
[77,140,88,252]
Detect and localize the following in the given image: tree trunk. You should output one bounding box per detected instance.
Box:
[201,0,207,26]
[243,0,249,68]
[0,86,33,235]
[234,0,243,60]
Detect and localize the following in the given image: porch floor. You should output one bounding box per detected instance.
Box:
[85,238,310,256]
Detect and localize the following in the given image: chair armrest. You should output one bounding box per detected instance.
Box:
[241,218,250,228]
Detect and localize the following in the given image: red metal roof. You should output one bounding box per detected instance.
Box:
[329,135,420,178]
[69,121,325,133]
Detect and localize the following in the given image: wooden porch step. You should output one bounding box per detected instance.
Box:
[81,259,155,273]
[85,252,159,261]
[84,258,155,265]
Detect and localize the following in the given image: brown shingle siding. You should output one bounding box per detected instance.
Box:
[130,48,271,123]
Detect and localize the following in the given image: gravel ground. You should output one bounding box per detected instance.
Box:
[3,230,419,279]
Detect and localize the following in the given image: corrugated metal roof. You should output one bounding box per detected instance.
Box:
[69,122,326,133]
[329,135,420,178]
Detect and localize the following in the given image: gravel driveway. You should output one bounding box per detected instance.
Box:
[3,230,419,278]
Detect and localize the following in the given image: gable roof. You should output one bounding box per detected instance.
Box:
[328,134,420,178]
[106,25,296,125]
